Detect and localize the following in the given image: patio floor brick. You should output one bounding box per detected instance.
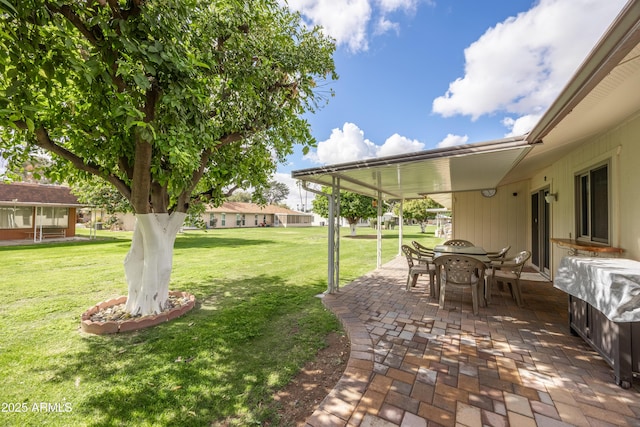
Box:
[306,256,640,426]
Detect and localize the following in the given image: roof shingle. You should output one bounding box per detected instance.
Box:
[0,182,83,206]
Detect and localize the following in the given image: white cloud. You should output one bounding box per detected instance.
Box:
[374,17,400,36]
[378,133,425,157]
[307,122,425,165]
[502,114,542,137]
[437,134,469,148]
[286,0,372,52]
[376,0,421,14]
[285,0,427,52]
[309,122,378,164]
[432,0,627,133]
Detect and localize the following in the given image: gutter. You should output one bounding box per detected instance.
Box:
[292,135,529,178]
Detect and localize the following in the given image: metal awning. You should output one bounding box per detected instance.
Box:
[292,135,534,208]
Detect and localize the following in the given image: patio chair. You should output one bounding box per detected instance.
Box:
[486,245,510,261]
[484,246,510,297]
[435,254,486,315]
[443,239,474,247]
[485,250,531,306]
[410,241,437,296]
[401,245,436,296]
[411,240,435,258]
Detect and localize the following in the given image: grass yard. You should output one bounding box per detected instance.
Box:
[0,225,442,426]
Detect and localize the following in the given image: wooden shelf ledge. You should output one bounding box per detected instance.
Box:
[551,238,624,255]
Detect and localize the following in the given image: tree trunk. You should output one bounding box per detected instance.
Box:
[349,223,357,236]
[420,222,426,233]
[124,212,186,316]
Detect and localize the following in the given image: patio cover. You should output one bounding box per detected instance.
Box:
[291,135,534,209]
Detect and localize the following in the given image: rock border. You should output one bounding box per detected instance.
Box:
[80,291,196,335]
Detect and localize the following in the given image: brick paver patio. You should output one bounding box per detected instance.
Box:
[307,256,640,427]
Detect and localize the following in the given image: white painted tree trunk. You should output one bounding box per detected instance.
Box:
[349,223,357,236]
[124,212,186,316]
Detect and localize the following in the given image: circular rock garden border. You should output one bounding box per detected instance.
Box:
[80,291,196,335]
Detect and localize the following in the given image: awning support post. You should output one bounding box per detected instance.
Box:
[376,188,382,269]
[398,199,404,256]
[301,179,340,294]
[329,177,340,292]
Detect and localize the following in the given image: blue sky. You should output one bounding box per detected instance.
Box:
[276,0,628,210]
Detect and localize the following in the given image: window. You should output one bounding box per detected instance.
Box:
[255,215,258,226]
[576,162,609,244]
[0,207,33,228]
[40,207,68,228]
[221,213,226,226]
[236,214,241,226]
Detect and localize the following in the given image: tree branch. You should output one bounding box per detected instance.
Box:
[16,121,133,201]
[175,130,246,212]
[118,156,134,180]
[128,83,160,213]
[106,0,123,19]
[46,3,103,45]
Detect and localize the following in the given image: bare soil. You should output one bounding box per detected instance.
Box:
[269,331,350,426]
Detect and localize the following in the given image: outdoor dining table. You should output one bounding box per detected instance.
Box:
[433,245,491,263]
[432,245,491,306]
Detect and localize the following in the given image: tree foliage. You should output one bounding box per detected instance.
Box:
[312,187,378,225]
[397,198,443,221]
[227,190,253,203]
[259,180,289,205]
[396,198,444,232]
[72,178,133,215]
[0,0,337,215]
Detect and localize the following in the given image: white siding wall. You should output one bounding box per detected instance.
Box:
[452,112,640,277]
[547,112,640,266]
[451,180,529,254]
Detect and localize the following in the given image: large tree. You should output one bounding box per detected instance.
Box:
[312,187,377,236]
[0,0,336,315]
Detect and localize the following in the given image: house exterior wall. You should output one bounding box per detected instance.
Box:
[207,212,274,228]
[546,112,640,267]
[0,206,76,240]
[113,212,136,231]
[451,180,530,255]
[451,112,640,278]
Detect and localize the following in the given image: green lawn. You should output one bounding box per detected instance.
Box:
[0,225,442,426]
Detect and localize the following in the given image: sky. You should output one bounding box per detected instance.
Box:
[274,0,629,211]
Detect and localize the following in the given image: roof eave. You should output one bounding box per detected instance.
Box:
[526,0,640,145]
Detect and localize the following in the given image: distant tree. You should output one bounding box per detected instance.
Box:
[260,180,289,205]
[227,191,253,203]
[72,179,133,216]
[2,155,53,184]
[312,187,377,236]
[396,198,443,233]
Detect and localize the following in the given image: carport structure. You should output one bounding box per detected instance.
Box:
[292,136,534,293]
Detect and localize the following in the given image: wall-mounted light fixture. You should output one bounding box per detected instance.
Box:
[544,193,557,203]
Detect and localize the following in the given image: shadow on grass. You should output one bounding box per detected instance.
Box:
[51,274,333,427]
[0,237,131,253]
[174,233,275,250]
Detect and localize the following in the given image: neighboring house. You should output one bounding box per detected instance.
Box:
[0,182,84,241]
[205,202,312,228]
[292,2,640,281]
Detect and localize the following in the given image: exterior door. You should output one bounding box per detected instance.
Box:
[531,188,551,276]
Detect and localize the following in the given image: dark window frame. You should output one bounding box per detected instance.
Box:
[575,161,610,244]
